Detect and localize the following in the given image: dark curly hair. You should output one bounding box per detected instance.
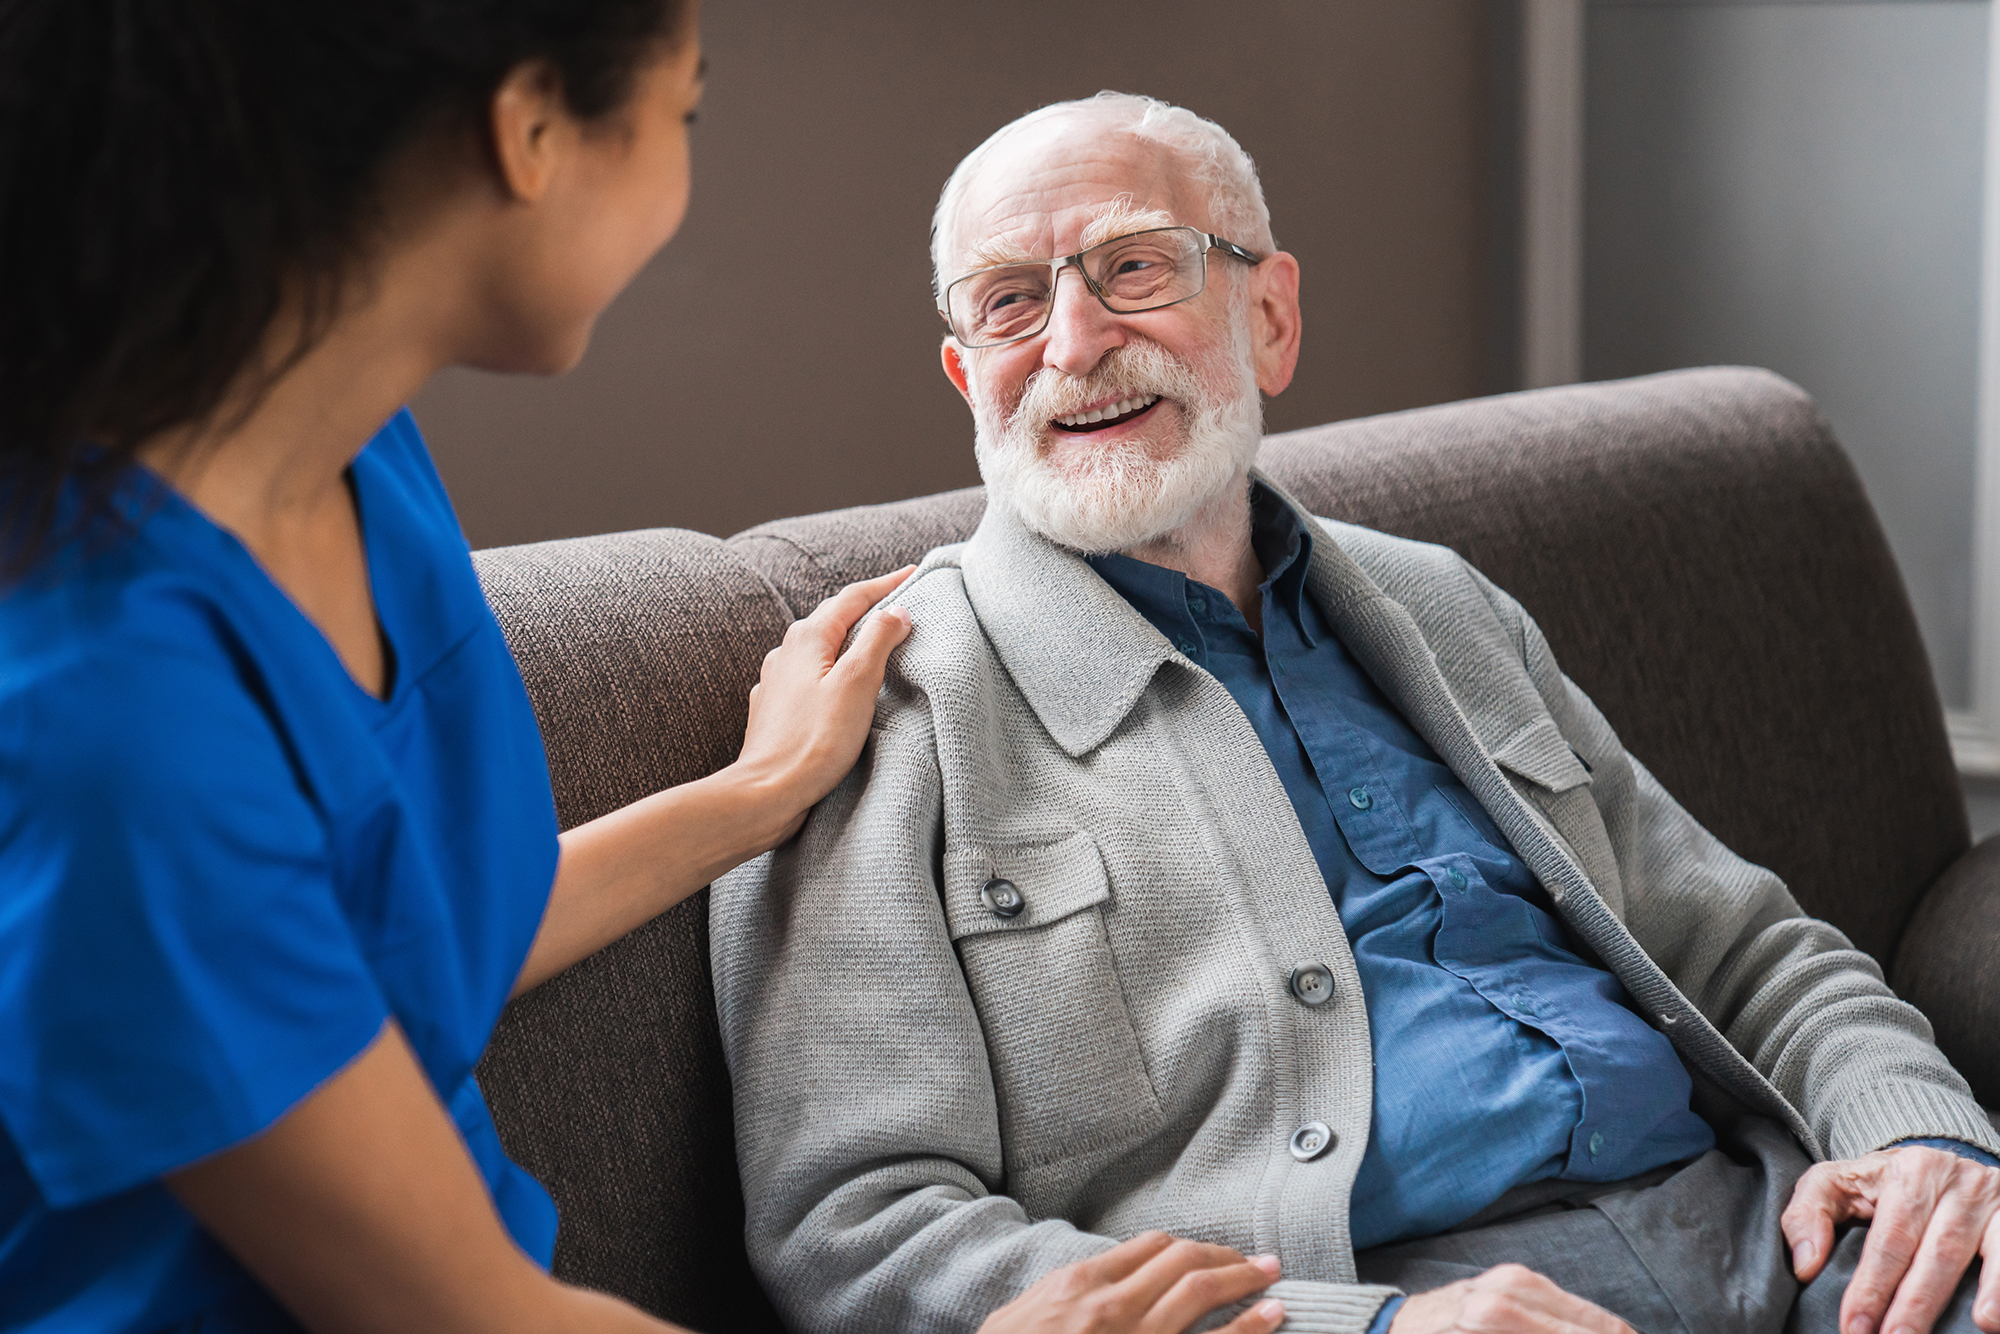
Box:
[0,0,690,576]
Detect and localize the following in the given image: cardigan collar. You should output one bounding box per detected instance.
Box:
[959,469,1404,757]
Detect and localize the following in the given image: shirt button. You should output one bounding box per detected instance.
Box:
[1290,1122,1336,1162]
[1448,867,1467,890]
[1187,593,1208,615]
[1288,962,1336,1007]
[1589,1131,1605,1157]
[1348,787,1372,810]
[980,878,1025,919]
[1176,637,1199,656]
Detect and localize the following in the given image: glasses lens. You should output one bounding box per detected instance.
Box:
[949,265,1054,347]
[1085,228,1205,311]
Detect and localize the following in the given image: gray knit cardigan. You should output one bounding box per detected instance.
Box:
[712,476,1999,1334]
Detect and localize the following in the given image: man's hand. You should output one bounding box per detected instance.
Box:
[1389,1264,1636,1333]
[976,1232,1284,1334]
[1782,1145,2000,1334]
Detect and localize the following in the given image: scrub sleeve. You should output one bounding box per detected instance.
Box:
[0,410,562,1333]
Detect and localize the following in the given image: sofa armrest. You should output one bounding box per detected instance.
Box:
[1892,833,2000,1107]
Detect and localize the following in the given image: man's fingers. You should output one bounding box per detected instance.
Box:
[1880,1198,1988,1334]
[1146,1256,1281,1334]
[1975,1213,2000,1333]
[1786,1164,1862,1282]
[1842,1185,1938,1334]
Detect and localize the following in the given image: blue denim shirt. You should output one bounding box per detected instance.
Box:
[1089,487,1717,1253]
[1091,486,1997,1330]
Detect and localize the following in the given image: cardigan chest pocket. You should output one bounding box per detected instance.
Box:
[1488,716,1624,906]
[945,831,1165,1174]
[1490,717,1593,795]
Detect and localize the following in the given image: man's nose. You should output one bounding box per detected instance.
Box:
[1040,265,1127,379]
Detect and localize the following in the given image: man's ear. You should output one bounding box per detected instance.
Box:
[489,59,571,203]
[1248,251,1303,397]
[941,339,975,407]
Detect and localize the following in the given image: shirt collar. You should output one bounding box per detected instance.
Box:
[1082,480,1318,650]
[961,474,1332,757]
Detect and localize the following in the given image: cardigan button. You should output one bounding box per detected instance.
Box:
[980,878,1025,919]
[1290,1122,1335,1162]
[1288,962,1335,1007]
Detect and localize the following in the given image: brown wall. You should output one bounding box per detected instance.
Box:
[413,1,1498,549]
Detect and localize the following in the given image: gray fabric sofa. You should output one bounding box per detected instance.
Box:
[469,366,1998,1333]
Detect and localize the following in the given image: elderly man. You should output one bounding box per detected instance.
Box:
[713,93,2000,1334]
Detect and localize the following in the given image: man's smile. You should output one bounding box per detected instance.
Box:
[1051,393,1162,434]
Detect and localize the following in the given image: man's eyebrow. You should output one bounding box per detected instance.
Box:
[961,236,1041,271]
[956,202,1184,276]
[1079,202,1180,250]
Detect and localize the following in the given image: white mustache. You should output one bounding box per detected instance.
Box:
[1008,342,1203,438]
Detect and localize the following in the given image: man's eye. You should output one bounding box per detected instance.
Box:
[982,283,1044,314]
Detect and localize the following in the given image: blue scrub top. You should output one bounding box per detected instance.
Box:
[0,411,562,1332]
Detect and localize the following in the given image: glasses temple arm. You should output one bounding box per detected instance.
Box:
[1207,235,1265,265]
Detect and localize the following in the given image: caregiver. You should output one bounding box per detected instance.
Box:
[0,2,1287,1332]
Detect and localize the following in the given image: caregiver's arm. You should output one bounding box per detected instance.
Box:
[513,567,915,997]
[170,1022,685,1334]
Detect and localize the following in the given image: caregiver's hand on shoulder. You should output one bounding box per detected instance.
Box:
[734,565,914,844]
[1783,1144,2000,1334]
[1390,1265,1636,1333]
[977,1232,1284,1334]
[518,566,912,998]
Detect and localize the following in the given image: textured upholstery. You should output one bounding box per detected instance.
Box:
[472,529,790,1332]
[730,484,988,617]
[1895,838,2000,1106]
[476,367,1990,1326]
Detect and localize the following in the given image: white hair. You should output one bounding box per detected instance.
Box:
[930,91,1275,302]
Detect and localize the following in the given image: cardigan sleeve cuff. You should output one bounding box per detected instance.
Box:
[1258,1280,1402,1334]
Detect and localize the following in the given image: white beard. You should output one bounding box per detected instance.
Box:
[969,332,1264,555]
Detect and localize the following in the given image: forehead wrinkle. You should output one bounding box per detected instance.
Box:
[948,134,1197,273]
[959,199,1183,276]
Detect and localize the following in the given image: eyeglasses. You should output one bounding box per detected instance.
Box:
[940,226,1264,349]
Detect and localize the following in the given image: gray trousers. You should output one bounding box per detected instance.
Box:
[1353,1118,1985,1334]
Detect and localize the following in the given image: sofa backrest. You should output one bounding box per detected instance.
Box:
[474,366,1968,1329]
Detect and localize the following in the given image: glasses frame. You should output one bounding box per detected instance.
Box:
[939,225,1265,349]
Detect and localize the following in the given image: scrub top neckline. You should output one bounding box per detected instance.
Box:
[132,435,405,711]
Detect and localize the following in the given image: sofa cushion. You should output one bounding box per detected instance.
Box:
[472,528,790,1332]
[728,367,1966,965]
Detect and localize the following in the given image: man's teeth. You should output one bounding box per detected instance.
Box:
[1055,394,1159,428]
